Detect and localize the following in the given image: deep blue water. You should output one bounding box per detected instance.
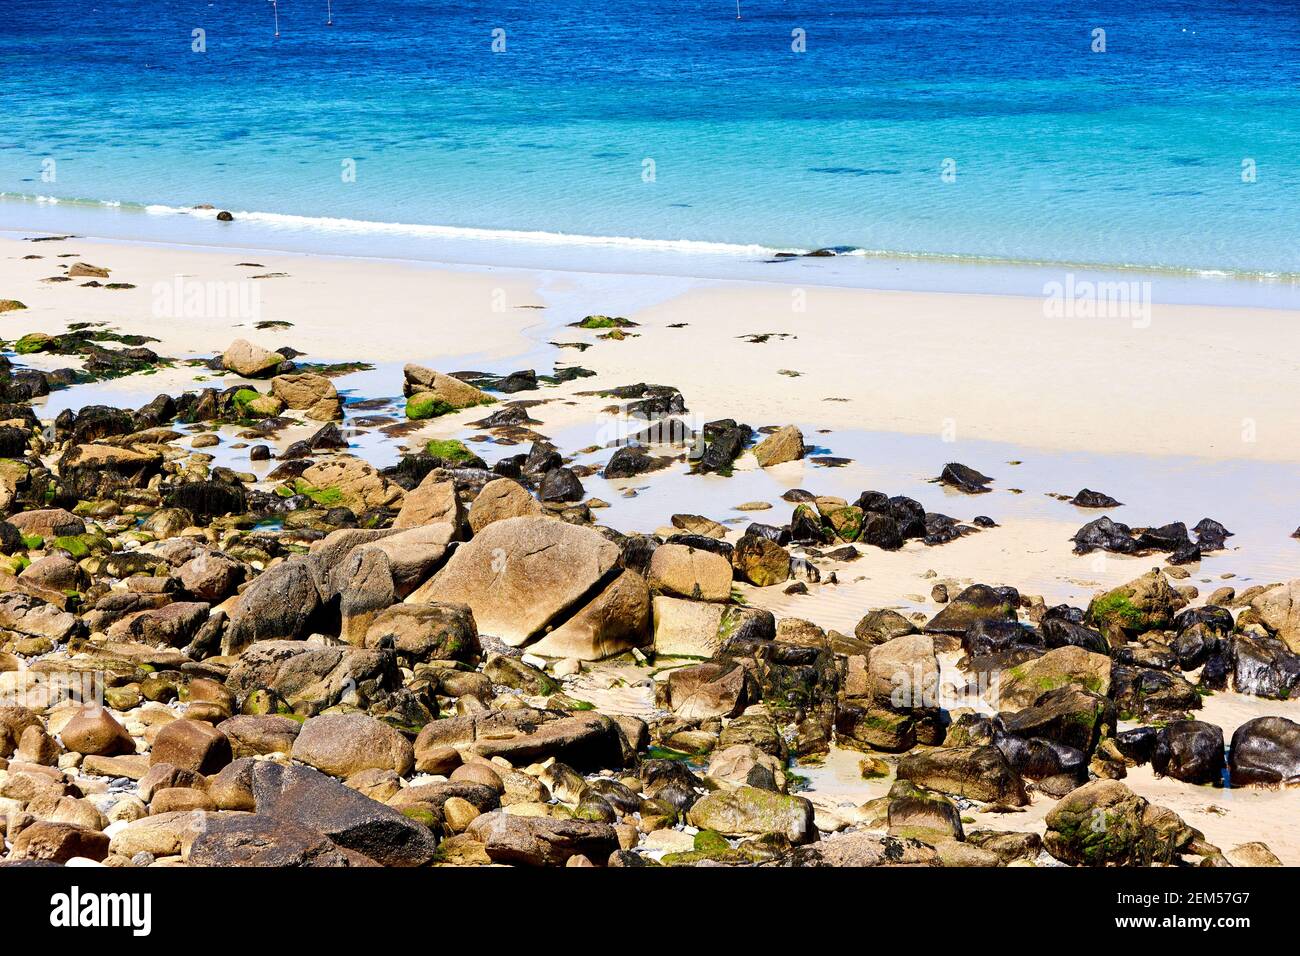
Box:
[2,0,1298,273]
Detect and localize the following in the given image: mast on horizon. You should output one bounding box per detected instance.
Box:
[269,0,280,37]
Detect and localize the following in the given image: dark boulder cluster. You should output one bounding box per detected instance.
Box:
[1072,516,1232,564]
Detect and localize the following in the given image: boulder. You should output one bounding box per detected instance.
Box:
[895,746,1027,805]
[252,762,438,867]
[706,744,783,791]
[1230,633,1300,699]
[404,366,494,418]
[409,516,619,646]
[1152,720,1226,784]
[291,713,415,778]
[7,508,85,540]
[686,786,815,844]
[1247,580,1300,653]
[753,426,805,467]
[215,715,302,759]
[223,557,321,653]
[924,584,1017,635]
[1043,779,1197,866]
[731,533,791,587]
[996,645,1112,710]
[363,602,480,665]
[222,339,284,378]
[647,542,733,602]
[271,373,342,421]
[11,821,110,863]
[667,661,747,720]
[299,455,404,513]
[786,831,939,867]
[854,609,919,645]
[848,634,939,706]
[392,475,465,532]
[150,719,232,775]
[939,462,993,493]
[527,570,651,660]
[225,641,400,716]
[468,478,543,533]
[58,705,135,757]
[652,595,726,658]
[467,810,618,867]
[187,814,360,867]
[1087,569,1188,634]
[1228,716,1300,786]
[414,709,624,771]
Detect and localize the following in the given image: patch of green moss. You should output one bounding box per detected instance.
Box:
[291,479,344,507]
[20,533,43,550]
[231,387,261,413]
[406,395,457,420]
[1088,592,1150,632]
[425,438,475,463]
[693,829,732,855]
[51,535,90,559]
[13,333,50,355]
[574,314,635,329]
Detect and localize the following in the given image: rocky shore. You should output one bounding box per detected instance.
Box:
[0,246,1298,870]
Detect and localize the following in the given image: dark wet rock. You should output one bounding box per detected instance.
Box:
[307,422,349,451]
[744,522,791,546]
[1173,622,1225,671]
[939,462,993,494]
[859,512,903,550]
[887,496,927,539]
[1001,686,1115,754]
[187,813,360,867]
[1193,518,1233,551]
[1134,522,1192,553]
[1173,604,1235,637]
[603,444,661,479]
[694,420,751,474]
[924,584,1018,636]
[1115,726,1159,765]
[971,515,997,528]
[994,732,1088,788]
[522,440,562,476]
[1228,716,1300,787]
[252,762,437,867]
[618,534,658,577]
[538,466,584,503]
[962,619,1043,658]
[853,609,919,646]
[1167,542,1202,565]
[787,504,830,545]
[627,388,685,420]
[1152,720,1225,784]
[134,393,177,430]
[922,512,966,546]
[1230,633,1300,699]
[1071,488,1122,508]
[1072,516,1139,555]
[472,403,538,428]
[1110,665,1201,720]
[165,480,247,520]
[1040,617,1109,655]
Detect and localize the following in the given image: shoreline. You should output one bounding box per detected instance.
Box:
[7,198,1300,312]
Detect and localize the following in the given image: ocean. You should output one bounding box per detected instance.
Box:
[2,0,1299,280]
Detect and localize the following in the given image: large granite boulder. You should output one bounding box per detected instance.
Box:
[409,516,619,646]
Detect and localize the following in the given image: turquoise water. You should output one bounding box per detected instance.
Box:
[2,0,1298,275]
